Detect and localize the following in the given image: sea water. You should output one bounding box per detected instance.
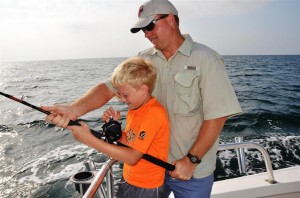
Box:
[0,55,299,197]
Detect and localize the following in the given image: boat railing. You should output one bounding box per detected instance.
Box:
[218,137,276,184]
[83,158,117,198]
[75,137,276,198]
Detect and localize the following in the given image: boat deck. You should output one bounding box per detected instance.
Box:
[211,166,300,198]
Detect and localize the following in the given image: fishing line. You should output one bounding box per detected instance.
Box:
[0,91,175,171]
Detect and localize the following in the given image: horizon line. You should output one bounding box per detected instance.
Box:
[1,54,300,64]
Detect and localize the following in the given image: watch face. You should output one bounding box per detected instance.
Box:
[191,156,197,163]
[187,153,201,164]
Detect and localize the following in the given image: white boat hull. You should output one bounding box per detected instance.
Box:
[211,166,300,198]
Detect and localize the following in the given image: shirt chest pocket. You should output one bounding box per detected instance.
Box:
[173,72,201,116]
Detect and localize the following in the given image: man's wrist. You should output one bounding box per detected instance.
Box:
[187,152,201,164]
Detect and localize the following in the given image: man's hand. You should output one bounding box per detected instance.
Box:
[42,104,78,128]
[169,156,197,180]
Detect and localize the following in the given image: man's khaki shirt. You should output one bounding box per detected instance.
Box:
[106,34,242,178]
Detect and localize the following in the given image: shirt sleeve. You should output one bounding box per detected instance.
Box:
[200,53,242,120]
[104,80,116,92]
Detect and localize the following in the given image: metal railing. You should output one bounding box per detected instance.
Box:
[76,138,276,198]
[218,140,276,184]
[82,158,117,198]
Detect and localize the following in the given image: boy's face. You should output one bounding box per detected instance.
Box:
[116,84,149,110]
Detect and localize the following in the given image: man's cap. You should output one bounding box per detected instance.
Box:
[130,0,178,33]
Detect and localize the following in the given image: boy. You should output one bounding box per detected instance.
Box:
[66,57,170,197]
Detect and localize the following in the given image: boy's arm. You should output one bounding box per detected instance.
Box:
[69,122,143,166]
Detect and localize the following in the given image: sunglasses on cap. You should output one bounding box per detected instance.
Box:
[142,14,169,32]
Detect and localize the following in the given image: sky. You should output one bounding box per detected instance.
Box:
[0,0,299,62]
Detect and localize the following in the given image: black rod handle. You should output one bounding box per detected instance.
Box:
[68,120,105,139]
[117,142,175,171]
[142,153,175,171]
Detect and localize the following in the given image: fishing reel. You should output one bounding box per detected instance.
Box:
[101,118,122,143]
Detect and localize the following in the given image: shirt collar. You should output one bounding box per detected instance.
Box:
[178,34,193,56]
[128,97,156,115]
[146,34,193,57]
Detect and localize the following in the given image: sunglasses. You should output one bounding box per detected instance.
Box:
[142,15,169,32]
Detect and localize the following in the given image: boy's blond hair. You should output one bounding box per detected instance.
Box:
[111,57,157,93]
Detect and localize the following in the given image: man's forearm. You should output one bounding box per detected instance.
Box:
[71,83,115,116]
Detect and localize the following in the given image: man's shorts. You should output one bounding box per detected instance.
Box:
[164,172,214,198]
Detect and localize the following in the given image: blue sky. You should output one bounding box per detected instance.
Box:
[0,0,299,62]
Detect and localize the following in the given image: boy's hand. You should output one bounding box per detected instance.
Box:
[68,122,93,145]
[102,106,120,122]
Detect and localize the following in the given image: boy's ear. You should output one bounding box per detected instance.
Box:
[140,84,149,94]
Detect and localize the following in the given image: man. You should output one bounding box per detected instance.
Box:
[44,0,242,197]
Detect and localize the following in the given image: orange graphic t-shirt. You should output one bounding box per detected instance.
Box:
[123,97,170,188]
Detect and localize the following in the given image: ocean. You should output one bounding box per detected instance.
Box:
[0,55,299,197]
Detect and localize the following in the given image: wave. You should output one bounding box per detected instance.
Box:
[224,111,300,135]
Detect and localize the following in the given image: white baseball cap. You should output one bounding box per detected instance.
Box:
[130,0,178,33]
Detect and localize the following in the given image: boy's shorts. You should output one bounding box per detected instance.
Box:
[117,180,166,198]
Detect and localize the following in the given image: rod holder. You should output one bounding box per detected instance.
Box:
[71,171,95,196]
[235,137,247,175]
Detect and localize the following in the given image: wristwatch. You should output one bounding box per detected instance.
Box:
[187,153,201,164]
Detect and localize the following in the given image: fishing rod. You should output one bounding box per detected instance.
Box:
[0,91,175,171]
[0,91,104,139]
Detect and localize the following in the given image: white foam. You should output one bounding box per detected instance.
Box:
[45,162,85,183]
[0,130,19,138]
[17,144,96,184]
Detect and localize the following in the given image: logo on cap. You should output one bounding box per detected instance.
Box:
[138,5,143,17]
